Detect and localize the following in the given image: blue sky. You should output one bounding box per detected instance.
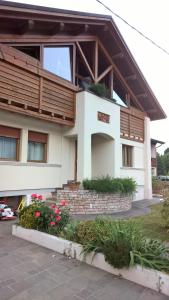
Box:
[4,0,169,153]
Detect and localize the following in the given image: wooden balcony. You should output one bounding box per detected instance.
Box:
[120,106,145,143]
[0,44,77,126]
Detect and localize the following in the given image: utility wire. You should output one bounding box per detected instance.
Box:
[96,0,169,56]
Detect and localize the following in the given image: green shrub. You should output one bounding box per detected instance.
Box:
[161,191,169,228]
[75,218,169,271]
[131,239,169,271]
[19,204,41,229]
[61,220,79,241]
[19,196,70,234]
[89,83,109,98]
[83,176,136,194]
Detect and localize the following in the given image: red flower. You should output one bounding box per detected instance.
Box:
[50,221,55,226]
[56,215,61,222]
[31,193,38,199]
[38,195,43,200]
[34,211,41,218]
[50,204,56,209]
[54,207,59,214]
[60,200,67,206]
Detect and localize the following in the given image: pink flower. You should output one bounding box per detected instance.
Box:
[34,211,41,218]
[38,195,43,200]
[50,221,55,226]
[54,207,59,214]
[50,204,56,209]
[32,193,38,199]
[56,215,61,222]
[60,200,67,206]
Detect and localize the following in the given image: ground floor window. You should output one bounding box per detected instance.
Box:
[122,144,133,167]
[28,131,48,162]
[0,125,20,160]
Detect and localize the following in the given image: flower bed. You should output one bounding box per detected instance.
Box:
[15,194,169,296]
[12,225,169,296]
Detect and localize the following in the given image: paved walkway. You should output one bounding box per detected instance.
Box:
[0,220,168,300]
[75,197,162,220]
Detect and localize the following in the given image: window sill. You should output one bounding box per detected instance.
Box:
[121,167,145,171]
[0,161,61,167]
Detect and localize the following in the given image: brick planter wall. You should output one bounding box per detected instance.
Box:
[57,189,132,214]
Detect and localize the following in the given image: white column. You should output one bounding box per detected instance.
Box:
[144,117,152,199]
[20,128,28,162]
[113,136,121,178]
[77,133,91,182]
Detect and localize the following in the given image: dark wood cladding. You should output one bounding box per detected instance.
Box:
[0,124,20,138]
[28,131,48,143]
[0,44,76,126]
[120,107,145,143]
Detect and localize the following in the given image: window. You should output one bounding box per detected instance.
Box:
[28,131,48,163]
[44,46,72,81]
[0,125,20,161]
[122,145,133,167]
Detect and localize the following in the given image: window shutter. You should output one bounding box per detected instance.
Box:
[0,125,20,138]
[28,131,48,143]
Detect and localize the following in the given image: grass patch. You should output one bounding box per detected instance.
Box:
[133,203,169,242]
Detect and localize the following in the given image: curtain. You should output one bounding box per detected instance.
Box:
[0,136,16,159]
[28,141,45,161]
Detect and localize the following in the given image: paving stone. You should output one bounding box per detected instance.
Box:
[0,219,168,300]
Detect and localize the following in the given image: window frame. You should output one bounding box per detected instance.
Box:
[0,125,20,161]
[27,131,48,163]
[122,144,133,168]
[43,45,73,82]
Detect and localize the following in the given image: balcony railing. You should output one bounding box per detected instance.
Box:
[0,44,77,126]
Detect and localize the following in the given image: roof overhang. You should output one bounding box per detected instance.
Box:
[0,0,166,121]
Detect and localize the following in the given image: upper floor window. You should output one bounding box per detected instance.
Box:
[44,46,72,81]
[28,131,48,163]
[0,125,20,161]
[122,144,133,167]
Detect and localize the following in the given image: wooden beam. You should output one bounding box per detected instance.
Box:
[76,41,95,81]
[94,40,98,82]
[146,108,156,113]
[136,93,147,98]
[103,25,109,32]
[109,68,114,97]
[19,19,35,34]
[72,44,76,85]
[96,65,113,83]
[112,52,124,59]
[52,22,65,35]
[84,24,90,33]
[70,24,90,36]
[98,40,144,111]
[125,74,137,81]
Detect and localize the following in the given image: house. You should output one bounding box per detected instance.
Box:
[151,139,165,176]
[0,0,166,206]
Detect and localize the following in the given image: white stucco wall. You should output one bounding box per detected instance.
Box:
[92,134,114,178]
[120,139,145,200]
[0,111,74,196]
[0,92,152,201]
[65,91,121,181]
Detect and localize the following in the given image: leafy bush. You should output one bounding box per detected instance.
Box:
[74,218,169,271]
[89,83,109,98]
[131,239,169,271]
[61,220,80,241]
[19,194,70,234]
[83,176,136,194]
[161,191,169,228]
[19,204,40,229]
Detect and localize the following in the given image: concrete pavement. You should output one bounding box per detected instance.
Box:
[0,220,168,300]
